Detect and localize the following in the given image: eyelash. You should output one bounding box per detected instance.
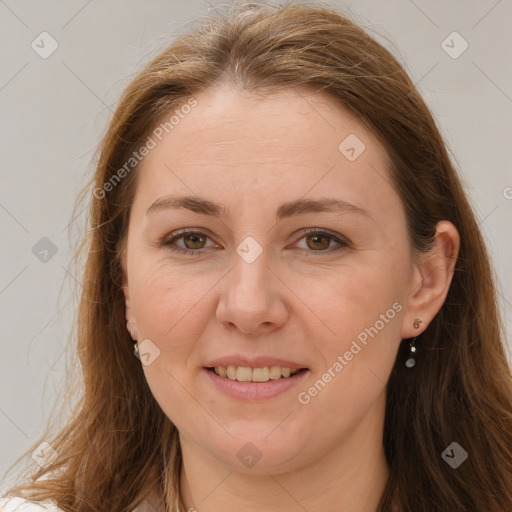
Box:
[159,228,349,257]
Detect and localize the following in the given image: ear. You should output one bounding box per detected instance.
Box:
[401,220,460,339]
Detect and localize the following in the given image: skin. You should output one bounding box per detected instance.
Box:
[121,85,459,512]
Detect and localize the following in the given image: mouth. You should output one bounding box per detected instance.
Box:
[206,365,308,382]
[203,365,310,400]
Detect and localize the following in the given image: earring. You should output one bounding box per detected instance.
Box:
[133,341,141,361]
[405,337,417,368]
[127,320,141,360]
[405,318,422,368]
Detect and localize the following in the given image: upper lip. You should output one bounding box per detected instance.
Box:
[204,356,308,370]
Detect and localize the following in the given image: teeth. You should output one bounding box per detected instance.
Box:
[226,365,237,380]
[212,366,302,382]
[252,367,269,382]
[269,366,282,379]
[236,367,252,382]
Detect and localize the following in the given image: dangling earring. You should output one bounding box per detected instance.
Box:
[405,318,422,368]
[133,341,141,361]
[127,320,141,360]
[405,337,417,368]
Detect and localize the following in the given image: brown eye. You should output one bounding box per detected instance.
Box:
[182,233,207,250]
[161,228,348,257]
[161,230,217,256]
[305,233,331,251]
[294,229,349,254]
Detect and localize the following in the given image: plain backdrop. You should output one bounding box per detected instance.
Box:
[1,0,511,488]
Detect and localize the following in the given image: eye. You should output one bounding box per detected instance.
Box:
[293,228,349,254]
[161,230,218,256]
[159,228,349,256]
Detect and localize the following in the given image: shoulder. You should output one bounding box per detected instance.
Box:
[0,497,63,512]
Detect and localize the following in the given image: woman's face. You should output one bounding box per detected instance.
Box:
[122,85,418,473]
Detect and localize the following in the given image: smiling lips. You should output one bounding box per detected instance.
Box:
[204,362,310,400]
[211,365,304,382]
[204,356,309,385]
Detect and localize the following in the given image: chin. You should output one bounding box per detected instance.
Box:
[196,424,311,474]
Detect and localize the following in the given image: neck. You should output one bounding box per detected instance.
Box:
[178,398,389,512]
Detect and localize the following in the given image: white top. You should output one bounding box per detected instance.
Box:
[0,497,62,511]
[0,496,165,512]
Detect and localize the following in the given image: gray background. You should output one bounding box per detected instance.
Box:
[1,0,511,487]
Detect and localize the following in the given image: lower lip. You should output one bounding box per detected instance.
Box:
[203,368,310,400]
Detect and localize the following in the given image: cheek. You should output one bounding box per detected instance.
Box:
[130,258,218,430]
[307,250,406,348]
[130,255,211,341]
[297,250,407,414]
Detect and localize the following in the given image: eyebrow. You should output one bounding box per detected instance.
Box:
[146,195,370,221]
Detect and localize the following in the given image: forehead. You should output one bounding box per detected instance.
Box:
[148,85,384,160]
[132,85,397,218]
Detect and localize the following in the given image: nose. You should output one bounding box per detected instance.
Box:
[215,248,289,335]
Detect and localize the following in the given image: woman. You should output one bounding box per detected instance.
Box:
[2,1,512,511]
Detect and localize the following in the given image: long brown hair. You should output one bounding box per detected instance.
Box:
[4,1,512,510]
